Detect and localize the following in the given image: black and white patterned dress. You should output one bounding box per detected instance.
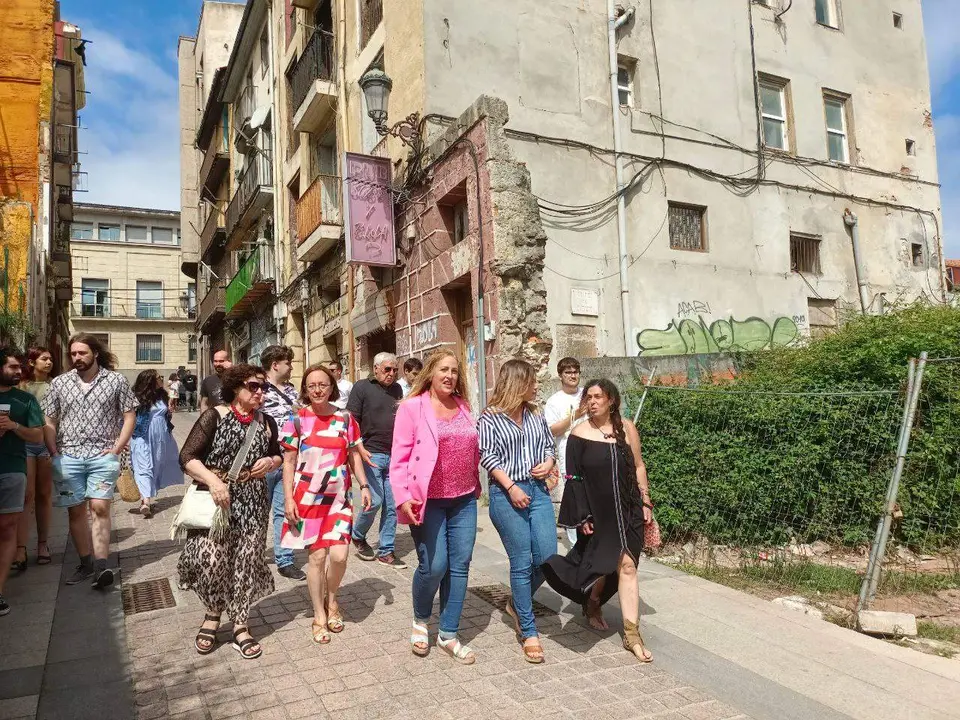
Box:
[177,409,281,625]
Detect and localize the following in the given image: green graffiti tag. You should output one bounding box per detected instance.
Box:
[636,315,801,357]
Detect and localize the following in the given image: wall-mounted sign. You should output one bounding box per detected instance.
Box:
[570,287,600,317]
[344,152,396,267]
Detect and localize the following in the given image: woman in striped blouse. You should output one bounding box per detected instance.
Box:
[478,359,557,663]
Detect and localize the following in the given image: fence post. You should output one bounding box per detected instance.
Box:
[632,365,659,424]
[857,352,927,613]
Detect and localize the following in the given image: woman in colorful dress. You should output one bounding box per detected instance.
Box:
[391,350,481,664]
[130,370,182,518]
[178,364,283,660]
[478,359,557,664]
[13,347,56,571]
[281,363,371,644]
[541,379,654,663]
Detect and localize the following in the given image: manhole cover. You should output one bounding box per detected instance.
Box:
[468,584,553,618]
[121,578,176,615]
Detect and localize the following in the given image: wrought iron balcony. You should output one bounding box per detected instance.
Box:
[54,124,73,164]
[225,244,276,318]
[225,152,273,245]
[292,30,335,114]
[199,205,227,263]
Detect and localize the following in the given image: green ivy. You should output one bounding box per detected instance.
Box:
[630,304,960,552]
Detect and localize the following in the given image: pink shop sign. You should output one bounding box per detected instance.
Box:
[344,152,396,267]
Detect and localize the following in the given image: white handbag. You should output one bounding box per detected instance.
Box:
[170,412,263,542]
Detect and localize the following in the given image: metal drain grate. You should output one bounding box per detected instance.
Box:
[468,583,554,618]
[121,578,176,615]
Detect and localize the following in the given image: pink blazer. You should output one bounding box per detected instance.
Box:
[390,392,480,524]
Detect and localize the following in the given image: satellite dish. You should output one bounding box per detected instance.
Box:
[249,105,270,132]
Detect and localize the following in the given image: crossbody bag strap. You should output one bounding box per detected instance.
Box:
[228,412,261,482]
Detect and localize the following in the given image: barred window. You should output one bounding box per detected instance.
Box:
[668,202,707,252]
[790,233,822,274]
[136,334,163,363]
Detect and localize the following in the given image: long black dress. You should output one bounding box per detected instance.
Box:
[541,434,645,606]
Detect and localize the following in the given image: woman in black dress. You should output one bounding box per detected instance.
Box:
[541,378,654,663]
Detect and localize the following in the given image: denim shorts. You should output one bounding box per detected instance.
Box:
[0,472,27,514]
[25,441,50,459]
[52,453,121,508]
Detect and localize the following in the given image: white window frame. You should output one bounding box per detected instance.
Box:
[815,0,840,29]
[70,222,93,240]
[136,280,164,320]
[759,77,790,152]
[80,278,109,317]
[824,93,850,164]
[617,59,635,108]
[97,223,120,242]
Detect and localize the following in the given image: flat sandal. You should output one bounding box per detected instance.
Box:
[195,613,221,655]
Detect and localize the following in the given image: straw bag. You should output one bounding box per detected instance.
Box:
[116,449,140,503]
[170,412,262,542]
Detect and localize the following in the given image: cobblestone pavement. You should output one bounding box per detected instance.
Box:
[108,413,751,720]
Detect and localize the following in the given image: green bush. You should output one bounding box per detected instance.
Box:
[631,304,960,551]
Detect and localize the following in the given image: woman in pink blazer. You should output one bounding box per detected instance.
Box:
[391,350,481,665]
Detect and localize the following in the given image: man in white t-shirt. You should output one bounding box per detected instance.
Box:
[543,356,586,545]
[326,359,353,410]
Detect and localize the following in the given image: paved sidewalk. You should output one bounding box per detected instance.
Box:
[6,411,960,719]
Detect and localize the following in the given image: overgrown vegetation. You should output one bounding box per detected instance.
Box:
[632,304,960,551]
[917,621,960,645]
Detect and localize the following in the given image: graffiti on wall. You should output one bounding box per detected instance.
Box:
[636,314,801,357]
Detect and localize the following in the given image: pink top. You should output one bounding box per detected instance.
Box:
[428,409,480,499]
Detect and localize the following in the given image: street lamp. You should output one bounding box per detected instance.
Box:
[359,68,422,149]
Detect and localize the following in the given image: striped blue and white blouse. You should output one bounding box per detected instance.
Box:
[478,407,555,484]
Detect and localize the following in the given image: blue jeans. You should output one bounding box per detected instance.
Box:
[266,468,294,568]
[489,479,558,639]
[410,494,477,634]
[351,452,396,557]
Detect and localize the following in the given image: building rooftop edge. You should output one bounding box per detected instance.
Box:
[74,202,181,218]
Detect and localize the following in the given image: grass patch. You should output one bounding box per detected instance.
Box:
[673,560,960,599]
[917,621,960,644]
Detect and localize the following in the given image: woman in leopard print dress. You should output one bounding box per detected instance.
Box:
[178,364,283,659]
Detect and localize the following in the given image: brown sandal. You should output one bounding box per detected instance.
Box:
[522,638,545,664]
[623,619,653,663]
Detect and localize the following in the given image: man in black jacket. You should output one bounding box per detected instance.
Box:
[347,352,406,568]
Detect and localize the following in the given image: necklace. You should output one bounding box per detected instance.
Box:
[589,418,615,440]
[231,404,254,424]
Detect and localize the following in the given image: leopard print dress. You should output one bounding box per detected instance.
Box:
[177,409,281,625]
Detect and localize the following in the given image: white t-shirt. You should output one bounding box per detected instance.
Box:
[169,380,181,398]
[543,388,585,477]
[398,377,411,397]
[333,378,353,410]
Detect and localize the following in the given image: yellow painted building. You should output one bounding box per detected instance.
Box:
[68,203,196,384]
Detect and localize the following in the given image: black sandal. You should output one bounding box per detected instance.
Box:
[195,613,221,655]
[232,626,262,660]
[36,541,51,565]
[11,546,27,575]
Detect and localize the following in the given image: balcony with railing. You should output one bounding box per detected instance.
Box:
[199,123,230,197]
[292,29,337,134]
[54,124,73,165]
[225,244,276,318]
[296,174,342,262]
[225,152,274,246]
[69,301,193,321]
[200,204,227,263]
[197,283,227,332]
[235,84,257,140]
[360,0,383,49]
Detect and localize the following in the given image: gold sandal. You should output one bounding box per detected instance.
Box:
[312,620,331,644]
[622,619,653,663]
[327,610,344,633]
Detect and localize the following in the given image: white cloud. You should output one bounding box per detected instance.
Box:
[74,24,181,211]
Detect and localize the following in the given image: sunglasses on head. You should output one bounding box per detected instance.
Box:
[244,381,267,394]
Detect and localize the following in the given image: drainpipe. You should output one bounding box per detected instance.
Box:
[608,2,635,354]
[266,6,285,344]
[843,209,870,315]
[300,279,311,368]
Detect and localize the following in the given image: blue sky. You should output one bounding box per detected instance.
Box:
[63,0,960,256]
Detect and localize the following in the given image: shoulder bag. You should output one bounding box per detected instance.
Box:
[170,411,263,542]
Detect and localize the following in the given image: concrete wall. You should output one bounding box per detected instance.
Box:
[416,0,943,363]
[69,206,193,383]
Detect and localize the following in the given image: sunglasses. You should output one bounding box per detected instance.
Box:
[381,367,399,373]
[244,381,267,394]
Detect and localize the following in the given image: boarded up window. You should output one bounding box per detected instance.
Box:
[668,203,706,251]
[808,298,837,339]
